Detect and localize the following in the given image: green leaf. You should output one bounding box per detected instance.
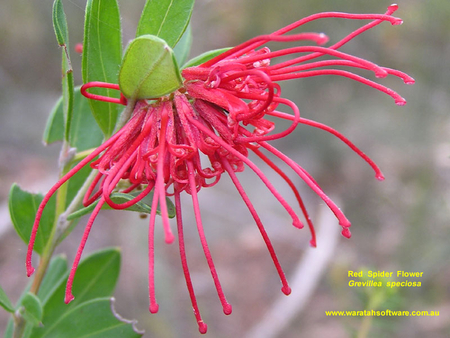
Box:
[136,0,195,48]
[38,298,142,338]
[0,284,14,313]
[8,184,56,255]
[19,293,43,327]
[183,47,232,68]
[173,24,192,66]
[30,248,121,338]
[67,88,104,151]
[37,255,68,305]
[53,0,74,142]
[119,35,182,99]
[43,87,103,151]
[43,95,64,145]
[3,320,13,338]
[3,256,68,338]
[82,0,122,137]
[67,190,176,221]
[52,0,68,46]
[61,60,74,143]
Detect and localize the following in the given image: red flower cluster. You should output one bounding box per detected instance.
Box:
[27,5,413,334]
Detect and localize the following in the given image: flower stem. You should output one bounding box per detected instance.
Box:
[12,313,25,338]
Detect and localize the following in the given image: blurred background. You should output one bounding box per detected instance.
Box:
[0,0,449,337]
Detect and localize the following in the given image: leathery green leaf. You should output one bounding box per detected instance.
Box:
[43,86,103,151]
[42,94,64,145]
[19,293,43,327]
[37,255,68,305]
[119,35,182,99]
[52,0,68,46]
[8,184,56,255]
[52,0,74,142]
[183,47,232,68]
[82,0,122,137]
[30,248,122,338]
[136,0,195,48]
[0,284,14,313]
[174,24,192,66]
[37,298,142,338]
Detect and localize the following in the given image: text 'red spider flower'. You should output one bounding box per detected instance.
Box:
[27,5,413,334]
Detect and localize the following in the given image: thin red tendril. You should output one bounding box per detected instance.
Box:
[81,81,127,105]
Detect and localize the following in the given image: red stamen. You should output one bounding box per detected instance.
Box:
[290,6,400,66]
[26,130,125,276]
[81,81,127,105]
[155,102,175,244]
[148,176,160,314]
[222,158,291,294]
[65,198,105,303]
[174,191,208,334]
[187,116,303,229]
[271,69,407,105]
[251,147,317,247]
[234,96,300,143]
[267,111,385,180]
[83,172,104,206]
[244,46,388,78]
[203,11,402,67]
[218,69,275,122]
[187,160,232,315]
[260,141,352,233]
[270,60,415,85]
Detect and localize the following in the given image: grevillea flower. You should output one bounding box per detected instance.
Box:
[27,5,413,334]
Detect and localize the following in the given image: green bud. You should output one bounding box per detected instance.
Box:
[119,35,182,99]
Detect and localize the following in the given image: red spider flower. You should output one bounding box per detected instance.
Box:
[27,5,413,334]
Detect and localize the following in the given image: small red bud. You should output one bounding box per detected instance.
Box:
[75,43,83,54]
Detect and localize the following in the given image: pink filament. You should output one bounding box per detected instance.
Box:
[202,11,402,67]
[26,129,125,277]
[154,102,175,244]
[174,191,208,334]
[270,59,414,85]
[290,5,400,65]
[271,69,407,105]
[81,81,127,105]
[233,96,300,143]
[222,158,291,294]
[241,46,389,79]
[267,111,385,181]
[187,115,303,229]
[251,147,317,247]
[65,198,106,303]
[260,141,352,233]
[187,161,232,315]
[148,170,160,314]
